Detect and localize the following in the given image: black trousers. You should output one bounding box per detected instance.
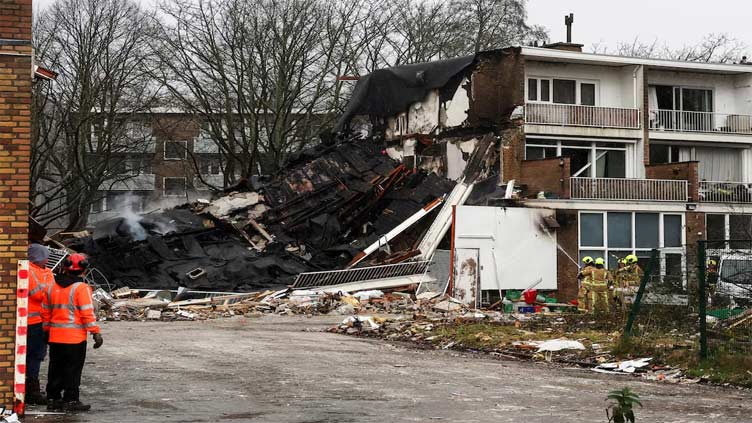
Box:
[47,341,87,402]
[27,323,47,380]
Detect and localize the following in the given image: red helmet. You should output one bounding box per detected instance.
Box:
[63,253,89,272]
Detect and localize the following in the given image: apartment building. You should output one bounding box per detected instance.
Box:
[337,41,752,305]
[88,112,224,223]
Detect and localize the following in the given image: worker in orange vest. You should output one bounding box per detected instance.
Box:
[27,244,55,405]
[41,253,103,412]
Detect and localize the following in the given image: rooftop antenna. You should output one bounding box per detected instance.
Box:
[565,13,574,43]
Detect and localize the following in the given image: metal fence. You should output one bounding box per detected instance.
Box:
[623,249,697,340]
[650,109,752,135]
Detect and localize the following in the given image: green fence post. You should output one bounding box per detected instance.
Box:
[624,249,658,337]
[697,240,708,360]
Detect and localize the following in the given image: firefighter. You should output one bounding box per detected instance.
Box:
[27,244,55,405]
[623,254,643,299]
[587,257,612,314]
[577,256,594,312]
[42,253,103,412]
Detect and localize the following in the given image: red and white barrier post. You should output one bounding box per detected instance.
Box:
[13,260,29,416]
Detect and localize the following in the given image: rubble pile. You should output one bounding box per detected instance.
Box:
[330,310,700,384]
[96,286,448,321]
[69,137,455,292]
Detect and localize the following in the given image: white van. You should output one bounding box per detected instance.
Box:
[717,254,752,306]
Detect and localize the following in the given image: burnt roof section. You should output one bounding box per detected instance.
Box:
[334,55,476,132]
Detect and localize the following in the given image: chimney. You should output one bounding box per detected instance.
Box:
[543,12,584,52]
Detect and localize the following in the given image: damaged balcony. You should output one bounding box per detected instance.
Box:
[525,103,641,130]
[570,177,689,202]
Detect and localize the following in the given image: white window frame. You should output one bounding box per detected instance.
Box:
[163,177,187,197]
[527,77,553,103]
[578,211,686,283]
[164,141,188,160]
[525,137,630,178]
[526,76,599,106]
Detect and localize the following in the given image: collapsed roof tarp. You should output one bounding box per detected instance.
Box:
[334,55,476,132]
[73,138,455,292]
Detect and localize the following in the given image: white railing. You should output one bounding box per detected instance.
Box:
[292,260,430,289]
[700,181,752,203]
[525,103,641,129]
[570,177,688,202]
[649,109,752,135]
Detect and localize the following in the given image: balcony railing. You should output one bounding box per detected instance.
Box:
[650,109,752,135]
[525,103,641,129]
[571,177,688,202]
[700,181,752,203]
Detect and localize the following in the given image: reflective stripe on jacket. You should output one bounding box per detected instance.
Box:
[42,280,100,344]
[29,263,55,325]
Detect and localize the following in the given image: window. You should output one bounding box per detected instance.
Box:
[650,144,680,165]
[126,158,152,175]
[91,196,105,213]
[525,138,628,178]
[553,79,576,104]
[579,212,685,271]
[527,78,552,102]
[580,213,604,247]
[164,141,187,160]
[635,213,660,248]
[199,158,221,175]
[580,83,596,106]
[164,177,186,197]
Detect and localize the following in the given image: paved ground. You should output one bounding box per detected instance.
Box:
[25,315,752,422]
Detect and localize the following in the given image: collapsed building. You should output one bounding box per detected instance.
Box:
[64,139,457,292]
[56,35,752,308]
[336,37,752,308]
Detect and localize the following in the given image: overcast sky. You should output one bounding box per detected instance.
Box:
[527,0,752,52]
[33,0,752,53]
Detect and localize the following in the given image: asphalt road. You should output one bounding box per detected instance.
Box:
[26,315,752,423]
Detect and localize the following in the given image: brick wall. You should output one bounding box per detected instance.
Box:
[0,0,32,408]
[520,157,571,199]
[499,125,525,182]
[468,47,524,127]
[554,210,579,302]
[645,162,700,201]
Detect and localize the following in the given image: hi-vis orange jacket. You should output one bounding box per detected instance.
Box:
[29,263,55,326]
[41,274,100,344]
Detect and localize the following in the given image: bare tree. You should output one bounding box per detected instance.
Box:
[153,0,367,184]
[596,33,749,64]
[31,0,159,230]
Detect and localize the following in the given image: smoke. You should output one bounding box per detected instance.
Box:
[119,193,148,241]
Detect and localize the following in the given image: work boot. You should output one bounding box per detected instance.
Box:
[63,400,91,412]
[47,399,64,411]
[25,378,47,405]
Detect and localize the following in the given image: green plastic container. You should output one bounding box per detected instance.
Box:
[506,290,522,301]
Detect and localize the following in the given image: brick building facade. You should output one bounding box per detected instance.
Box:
[0,0,33,408]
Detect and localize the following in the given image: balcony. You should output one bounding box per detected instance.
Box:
[525,103,641,129]
[571,177,688,202]
[650,110,752,135]
[700,181,752,203]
